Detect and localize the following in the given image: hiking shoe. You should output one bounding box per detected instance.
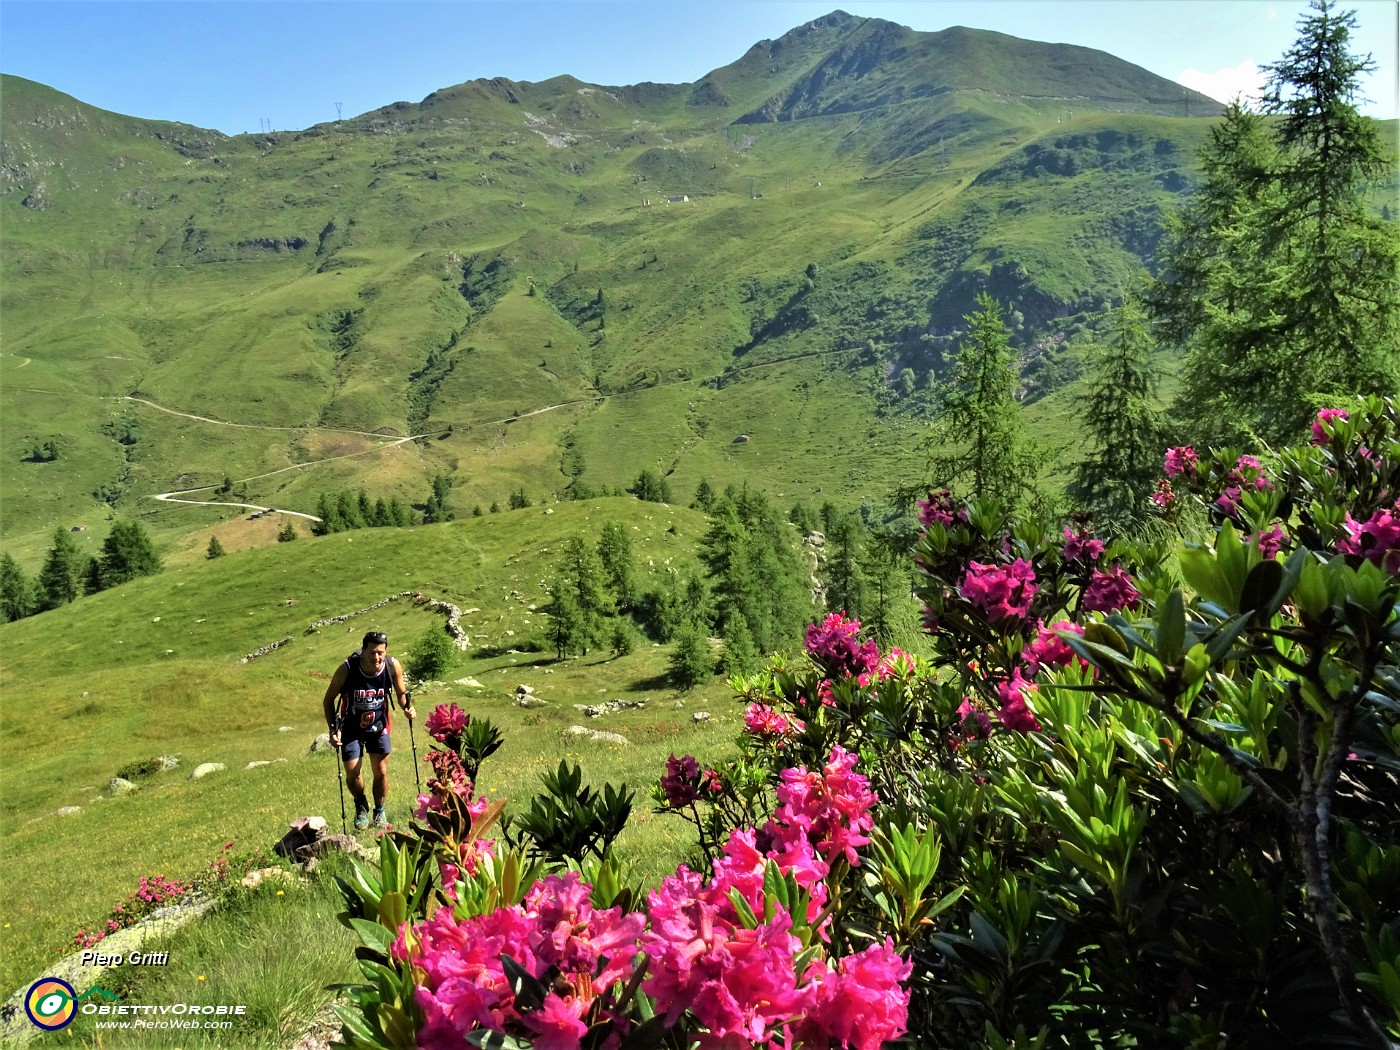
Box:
[353,802,370,830]
[372,806,388,828]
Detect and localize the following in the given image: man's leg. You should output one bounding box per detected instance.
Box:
[343,752,370,827]
[369,752,390,810]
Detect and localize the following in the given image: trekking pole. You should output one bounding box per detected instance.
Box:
[406,690,422,794]
[332,722,347,836]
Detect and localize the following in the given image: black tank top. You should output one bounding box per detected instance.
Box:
[340,653,395,736]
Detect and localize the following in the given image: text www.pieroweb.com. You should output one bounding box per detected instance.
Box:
[86,1002,245,1031]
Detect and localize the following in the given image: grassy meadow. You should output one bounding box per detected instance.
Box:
[0,498,744,996]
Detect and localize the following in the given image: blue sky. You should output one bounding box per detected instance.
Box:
[2,1,1396,135]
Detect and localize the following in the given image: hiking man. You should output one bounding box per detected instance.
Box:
[321,630,414,828]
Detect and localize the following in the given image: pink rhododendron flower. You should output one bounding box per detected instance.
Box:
[1228,455,1273,492]
[660,754,702,808]
[996,671,1041,733]
[1338,505,1400,572]
[956,697,992,736]
[1022,620,1086,675]
[744,703,804,740]
[1151,479,1176,509]
[805,613,881,679]
[1215,485,1243,516]
[1252,524,1288,559]
[1164,445,1198,477]
[960,559,1038,623]
[1312,408,1349,445]
[1061,524,1105,564]
[770,746,877,866]
[425,702,469,744]
[917,488,964,528]
[522,993,588,1050]
[1082,564,1141,613]
[398,872,644,1050]
[792,938,913,1050]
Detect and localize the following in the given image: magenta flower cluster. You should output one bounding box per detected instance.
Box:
[1061,524,1105,564]
[1338,504,1400,573]
[804,612,881,679]
[75,874,192,949]
[1021,620,1085,676]
[1082,564,1141,614]
[960,559,1038,624]
[414,748,496,885]
[744,702,804,741]
[1164,446,1198,478]
[398,871,646,1050]
[425,702,469,745]
[660,753,722,809]
[1311,408,1349,445]
[397,749,910,1050]
[916,488,966,529]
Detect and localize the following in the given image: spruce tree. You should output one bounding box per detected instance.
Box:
[630,470,671,504]
[1153,2,1398,442]
[0,552,34,622]
[668,621,711,690]
[597,521,639,611]
[207,536,227,559]
[38,527,83,610]
[692,479,716,512]
[824,513,867,619]
[925,292,1040,506]
[719,611,760,677]
[97,521,161,588]
[545,576,587,659]
[1071,296,1165,533]
[277,521,298,542]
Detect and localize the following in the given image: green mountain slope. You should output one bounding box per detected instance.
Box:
[0,12,1241,563]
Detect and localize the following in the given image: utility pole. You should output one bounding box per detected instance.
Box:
[335,102,343,122]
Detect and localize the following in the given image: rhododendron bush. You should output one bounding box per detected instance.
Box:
[334,398,1399,1050]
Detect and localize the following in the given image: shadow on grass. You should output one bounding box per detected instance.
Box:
[627,672,673,693]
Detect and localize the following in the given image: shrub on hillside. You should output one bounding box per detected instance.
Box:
[405,626,458,681]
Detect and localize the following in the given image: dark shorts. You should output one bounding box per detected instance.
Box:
[341,731,391,760]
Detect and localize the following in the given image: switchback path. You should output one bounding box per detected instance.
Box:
[133,341,865,518]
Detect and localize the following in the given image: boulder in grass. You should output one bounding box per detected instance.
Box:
[189,762,225,780]
[108,777,137,795]
[310,733,335,753]
[274,816,328,861]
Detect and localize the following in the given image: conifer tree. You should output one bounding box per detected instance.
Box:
[824,513,867,619]
[597,521,639,611]
[277,521,298,542]
[668,621,711,690]
[336,490,365,530]
[692,479,716,512]
[719,611,760,677]
[630,470,671,504]
[861,537,909,648]
[38,528,83,610]
[1071,296,1165,533]
[0,552,34,622]
[207,536,226,559]
[925,292,1041,506]
[1153,1,1398,441]
[96,521,161,589]
[545,576,586,659]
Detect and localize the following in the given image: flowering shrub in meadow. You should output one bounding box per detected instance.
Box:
[335,397,1399,1050]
